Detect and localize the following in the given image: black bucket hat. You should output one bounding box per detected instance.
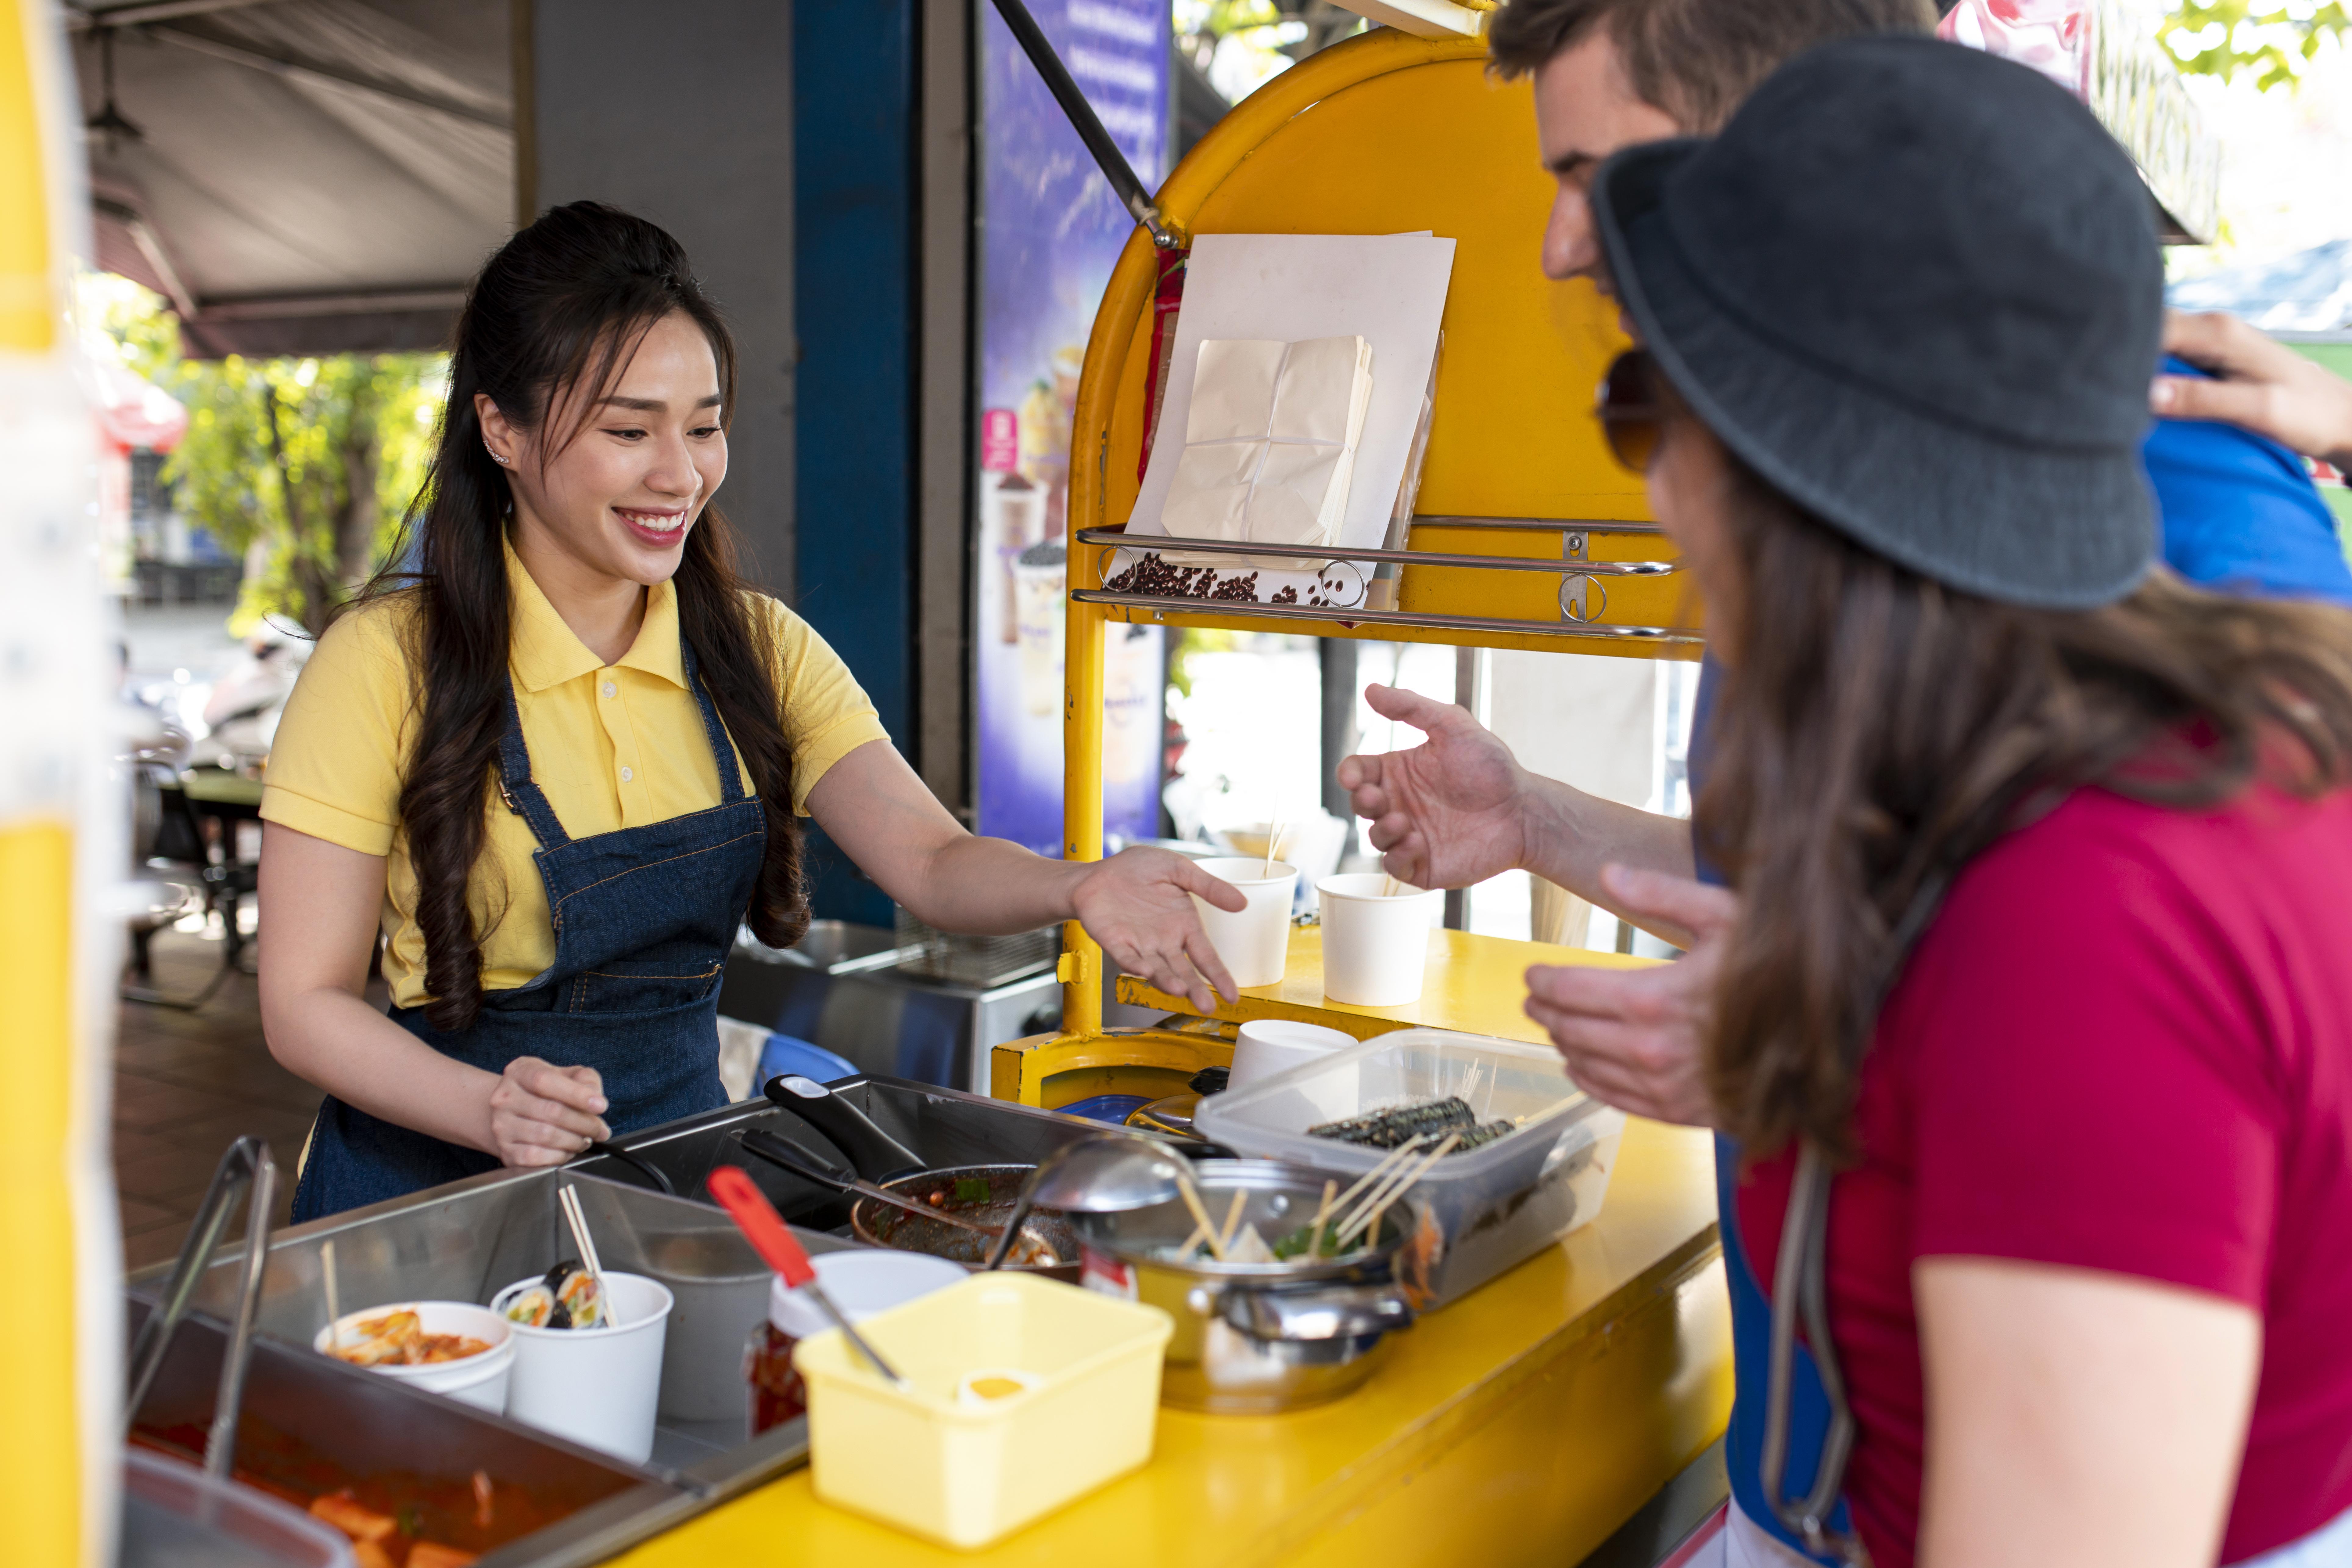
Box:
[1592,34,2163,610]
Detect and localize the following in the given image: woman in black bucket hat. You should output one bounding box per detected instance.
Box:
[1588,33,2352,1568]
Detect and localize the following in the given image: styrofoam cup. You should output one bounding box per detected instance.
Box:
[491,1272,673,1464]
[311,1301,515,1414]
[1189,858,1299,990]
[1317,874,1444,1006]
[1228,1018,1355,1090]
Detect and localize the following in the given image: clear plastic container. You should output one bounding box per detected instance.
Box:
[1195,1027,1625,1307]
[118,1447,357,1568]
[794,1272,1172,1548]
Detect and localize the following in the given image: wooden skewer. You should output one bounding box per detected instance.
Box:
[1308,1179,1337,1260]
[1334,1132,1452,1241]
[559,1184,623,1329]
[1261,818,1284,879]
[1216,1187,1249,1256]
[1333,1155,1426,1243]
[1178,1220,1211,1256]
[1324,1134,1427,1220]
[1341,1132,1461,1247]
[1175,1171,1229,1262]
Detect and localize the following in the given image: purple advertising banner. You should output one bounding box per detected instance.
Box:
[974,0,1169,857]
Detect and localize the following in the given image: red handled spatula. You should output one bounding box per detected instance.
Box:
[706,1164,912,1390]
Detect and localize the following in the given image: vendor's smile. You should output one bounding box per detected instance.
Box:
[615,504,693,545]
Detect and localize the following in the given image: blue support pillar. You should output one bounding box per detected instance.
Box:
[794,0,918,926]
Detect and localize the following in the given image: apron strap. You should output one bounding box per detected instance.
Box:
[494,678,574,848]
[679,638,749,806]
[1760,1141,1869,1567]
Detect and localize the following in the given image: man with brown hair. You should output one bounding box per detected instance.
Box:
[1490,0,1936,281]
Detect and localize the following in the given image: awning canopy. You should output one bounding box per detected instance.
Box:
[71,0,514,359]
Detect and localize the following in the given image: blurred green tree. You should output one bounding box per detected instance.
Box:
[85,275,444,634]
[2162,0,2352,90]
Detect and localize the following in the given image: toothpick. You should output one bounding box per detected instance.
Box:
[1309,1179,1337,1260]
[1216,1187,1248,1256]
[1175,1171,1229,1262]
[321,1239,343,1352]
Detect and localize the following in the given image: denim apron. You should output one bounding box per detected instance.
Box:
[291,640,765,1223]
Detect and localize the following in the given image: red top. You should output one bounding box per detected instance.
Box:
[1738,780,2352,1567]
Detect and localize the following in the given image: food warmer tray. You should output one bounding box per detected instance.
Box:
[121,1079,1189,1565]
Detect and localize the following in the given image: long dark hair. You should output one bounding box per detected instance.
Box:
[353,202,809,1032]
[1698,453,2352,1159]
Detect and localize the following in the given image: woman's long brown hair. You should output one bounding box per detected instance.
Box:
[350,202,810,1032]
[1699,458,2352,1159]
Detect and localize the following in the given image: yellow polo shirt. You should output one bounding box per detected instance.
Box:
[259,544,889,1009]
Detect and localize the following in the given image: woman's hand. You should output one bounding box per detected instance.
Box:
[486,1058,611,1167]
[1068,846,1245,1014]
[2154,310,2352,470]
[1337,683,1531,890]
[1522,866,1735,1126]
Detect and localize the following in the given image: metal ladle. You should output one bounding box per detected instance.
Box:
[981,1134,1194,1271]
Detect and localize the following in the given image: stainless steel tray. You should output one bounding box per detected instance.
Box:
[126,1168,850,1564]
[122,1079,1186,1564]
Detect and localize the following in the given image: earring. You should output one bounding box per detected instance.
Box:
[487,447,510,465]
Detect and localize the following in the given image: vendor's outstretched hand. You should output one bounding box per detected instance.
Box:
[1337,683,1529,891]
[1522,866,1737,1128]
[1070,845,1245,1015]
[2155,310,2352,469]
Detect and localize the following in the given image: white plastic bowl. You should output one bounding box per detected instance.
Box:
[311,1301,514,1413]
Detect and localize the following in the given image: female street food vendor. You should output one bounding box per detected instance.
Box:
[257,202,1244,1222]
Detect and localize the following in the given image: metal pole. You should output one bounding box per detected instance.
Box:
[985,0,1180,249]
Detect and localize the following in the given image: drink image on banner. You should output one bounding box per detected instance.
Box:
[1014,541,1068,717]
[991,472,1042,644]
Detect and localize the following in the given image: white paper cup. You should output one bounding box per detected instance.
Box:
[491,1272,673,1464]
[1228,1017,1355,1090]
[1317,874,1444,1007]
[1188,858,1299,990]
[312,1301,515,1414]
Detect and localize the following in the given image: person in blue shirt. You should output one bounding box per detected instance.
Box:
[1338,2,2352,1560]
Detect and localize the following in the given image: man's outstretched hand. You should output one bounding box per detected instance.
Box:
[1337,683,1529,891]
[1523,865,1737,1128]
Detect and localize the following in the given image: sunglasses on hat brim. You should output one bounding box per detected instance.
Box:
[1596,349,1665,474]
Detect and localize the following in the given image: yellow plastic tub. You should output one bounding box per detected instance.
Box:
[794,1272,1174,1548]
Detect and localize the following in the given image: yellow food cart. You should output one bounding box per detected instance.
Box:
[620,25,1729,1566]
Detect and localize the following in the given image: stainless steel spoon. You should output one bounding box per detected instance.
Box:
[981,1134,1194,1271]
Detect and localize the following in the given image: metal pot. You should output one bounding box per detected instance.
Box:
[1074,1159,1427,1415]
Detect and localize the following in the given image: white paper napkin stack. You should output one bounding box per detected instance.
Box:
[1161,335,1375,549]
